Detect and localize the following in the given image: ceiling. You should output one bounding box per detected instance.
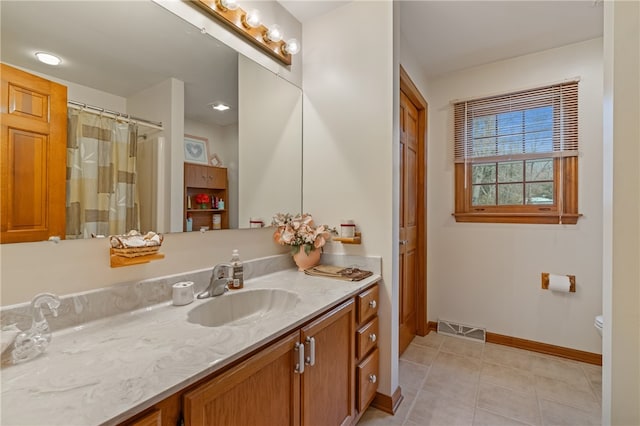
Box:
[1,1,239,127]
[1,0,604,125]
[279,0,604,78]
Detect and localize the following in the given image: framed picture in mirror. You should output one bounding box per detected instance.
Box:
[184,135,209,164]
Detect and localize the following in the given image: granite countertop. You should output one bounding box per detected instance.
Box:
[0,269,380,426]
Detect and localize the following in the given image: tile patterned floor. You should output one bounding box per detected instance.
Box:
[358,333,602,426]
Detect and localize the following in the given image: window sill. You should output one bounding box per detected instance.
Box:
[452,212,581,225]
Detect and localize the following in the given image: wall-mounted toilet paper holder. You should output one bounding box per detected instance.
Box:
[541,272,576,293]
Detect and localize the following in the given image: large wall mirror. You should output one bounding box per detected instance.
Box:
[0,0,302,240]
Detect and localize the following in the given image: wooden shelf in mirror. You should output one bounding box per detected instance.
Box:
[184,163,229,231]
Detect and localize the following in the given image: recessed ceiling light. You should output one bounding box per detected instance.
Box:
[210,103,230,111]
[35,52,62,66]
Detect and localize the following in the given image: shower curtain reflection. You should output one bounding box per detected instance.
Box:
[66,109,140,239]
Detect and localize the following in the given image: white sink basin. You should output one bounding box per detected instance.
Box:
[187,289,300,327]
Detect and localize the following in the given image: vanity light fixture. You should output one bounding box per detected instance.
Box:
[282,38,300,56]
[209,103,230,111]
[217,0,238,11]
[35,52,62,66]
[242,9,261,29]
[192,0,298,66]
[264,24,283,43]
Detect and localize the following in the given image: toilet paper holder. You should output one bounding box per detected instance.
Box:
[541,272,576,293]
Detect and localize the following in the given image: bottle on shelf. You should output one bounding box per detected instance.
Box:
[218,199,225,210]
[229,249,243,290]
[186,214,193,232]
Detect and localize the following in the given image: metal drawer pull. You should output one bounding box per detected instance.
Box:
[369,300,377,309]
[294,342,305,374]
[369,333,377,343]
[305,336,316,366]
[399,240,408,245]
[368,374,377,384]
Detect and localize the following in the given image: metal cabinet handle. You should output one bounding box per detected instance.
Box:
[369,333,377,343]
[294,342,305,374]
[369,300,377,309]
[368,374,377,384]
[399,240,408,245]
[305,336,316,366]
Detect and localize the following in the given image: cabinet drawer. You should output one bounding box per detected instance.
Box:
[356,316,378,360]
[356,347,379,412]
[357,285,379,325]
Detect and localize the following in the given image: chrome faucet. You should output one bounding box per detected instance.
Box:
[197,263,232,299]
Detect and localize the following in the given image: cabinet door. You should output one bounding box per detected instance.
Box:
[1,64,67,243]
[206,167,226,189]
[183,331,301,426]
[300,300,355,426]
[184,163,207,188]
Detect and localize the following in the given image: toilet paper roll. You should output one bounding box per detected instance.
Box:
[172,281,195,306]
[548,274,571,292]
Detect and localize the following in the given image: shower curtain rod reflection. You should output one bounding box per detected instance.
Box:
[67,100,164,131]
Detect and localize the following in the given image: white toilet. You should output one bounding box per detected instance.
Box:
[594,315,604,337]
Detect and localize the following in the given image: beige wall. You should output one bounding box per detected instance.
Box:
[0,229,287,306]
[238,55,302,228]
[427,38,604,354]
[603,1,640,424]
[301,1,397,396]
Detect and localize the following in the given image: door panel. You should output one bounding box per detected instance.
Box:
[1,64,67,243]
[399,90,420,354]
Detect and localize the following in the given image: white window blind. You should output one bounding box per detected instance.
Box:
[454,81,578,164]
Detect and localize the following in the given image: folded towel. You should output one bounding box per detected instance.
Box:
[304,264,373,281]
[110,230,163,249]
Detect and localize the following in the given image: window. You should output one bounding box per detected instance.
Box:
[453,81,580,224]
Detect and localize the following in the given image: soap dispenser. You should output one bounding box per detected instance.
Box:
[229,249,243,290]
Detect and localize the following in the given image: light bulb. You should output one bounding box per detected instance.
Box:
[35,52,61,66]
[265,24,283,43]
[243,9,261,28]
[283,38,300,55]
[219,0,238,10]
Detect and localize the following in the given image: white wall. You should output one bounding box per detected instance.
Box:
[602,1,640,423]
[238,55,302,228]
[427,38,604,354]
[128,78,185,234]
[0,229,287,306]
[302,1,397,397]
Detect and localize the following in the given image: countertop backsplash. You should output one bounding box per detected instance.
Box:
[1,253,381,333]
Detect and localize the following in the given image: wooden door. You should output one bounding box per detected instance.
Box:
[399,90,420,354]
[300,300,355,426]
[1,64,67,243]
[183,331,301,426]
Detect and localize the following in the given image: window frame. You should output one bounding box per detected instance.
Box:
[453,83,581,225]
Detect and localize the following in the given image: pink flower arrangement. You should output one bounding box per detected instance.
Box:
[272,213,336,255]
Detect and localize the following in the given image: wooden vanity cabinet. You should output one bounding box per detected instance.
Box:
[184,299,355,426]
[121,284,380,426]
[184,331,301,426]
[352,284,380,422]
[183,163,228,231]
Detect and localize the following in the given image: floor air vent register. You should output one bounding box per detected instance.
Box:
[437,320,486,342]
